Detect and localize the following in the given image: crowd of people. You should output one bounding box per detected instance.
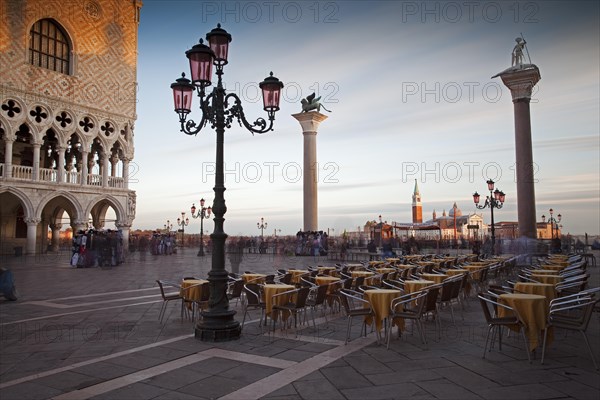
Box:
[71,229,125,267]
[149,233,177,255]
[295,230,329,256]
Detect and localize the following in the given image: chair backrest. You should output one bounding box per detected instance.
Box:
[550,298,598,331]
[353,276,365,290]
[439,279,454,302]
[312,284,329,305]
[424,287,440,312]
[156,280,168,300]
[244,283,262,306]
[339,289,368,314]
[342,278,353,289]
[229,279,244,299]
[295,287,311,308]
[280,273,293,285]
[200,282,210,301]
[265,274,276,284]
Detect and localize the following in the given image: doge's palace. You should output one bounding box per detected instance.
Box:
[0,0,142,254]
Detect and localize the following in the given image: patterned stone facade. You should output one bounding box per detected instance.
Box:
[0,0,142,255]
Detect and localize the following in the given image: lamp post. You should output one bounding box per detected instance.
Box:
[176,212,189,247]
[547,208,562,240]
[170,24,284,341]
[257,217,267,239]
[378,215,383,248]
[191,199,212,256]
[164,220,173,234]
[473,179,506,256]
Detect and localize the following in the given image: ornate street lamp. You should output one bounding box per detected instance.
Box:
[257,217,267,239]
[547,208,562,240]
[191,198,212,256]
[473,179,506,255]
[170,24,283,341]
[176,212,189,247]
[164,220,173,234]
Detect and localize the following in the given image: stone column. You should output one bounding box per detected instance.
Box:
[292,112,328,231]
[4,138,14,178]
[122,158,130,189]
[49,223,62,251]
[101,152,109,188]
[80,151,89,185]
[495,66,541,239]
[56,145,66,183]
[116,222,131,252]
[32,143,41,181]
[24,218,40,255]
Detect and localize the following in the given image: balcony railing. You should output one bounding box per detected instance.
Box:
[1,163,126,189]
[12,165,33,180]
[39,167,58,182]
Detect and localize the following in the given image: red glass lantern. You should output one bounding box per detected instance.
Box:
[206,24,232,66]
[487,179,495,191]
[170,73,194,114]
[473,192,480,204]
[186,39,214,87]
[259,72,284,112]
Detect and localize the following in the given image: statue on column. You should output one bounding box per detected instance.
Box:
[511,37,528,67]
[301,93,332,113]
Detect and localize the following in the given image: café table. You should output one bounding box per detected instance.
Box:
[317,266,338,276]
[288,269,310,284]
[542,264,567,272]
[530,274,563,285]
[180,279,209,317]
[263,283,296,320]
[315,276,340,292]
[345,263,364,271]
[376,267,396,275]
[364,289,404,335]
[513,282,557,309]
[446,268,468,276]
[420,273,448,284]
[530,269,558,276]
[242,273,267,284]
[352,270,376,285]
[498,293,549,351]
[463,265,487,280]
[404,279,435,296]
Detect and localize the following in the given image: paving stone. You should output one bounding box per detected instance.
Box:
[416,379,484,399]
[33,370,103,391]
[260,383,300,399]
[321,366,372,389]
[434,365,501,392]
[220,363,281,384]
[341,382,429,400]
[545,378,600,400]
[293,378,345,400]
[343,353,394,374]
[475,383,567,400]
[89,382,169,399]
[365,368,443,385]
[0,381,63,400]
[273,348,320,362]
[186,356,242,374]
[178,375,246,399]
[142,368,211,390]
[72,361,138,380]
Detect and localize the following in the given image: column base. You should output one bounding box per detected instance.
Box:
[195,310,241,342]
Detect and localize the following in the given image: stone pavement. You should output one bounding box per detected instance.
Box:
[0,249,598,400]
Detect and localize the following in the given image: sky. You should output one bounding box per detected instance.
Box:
[130,0,600,237]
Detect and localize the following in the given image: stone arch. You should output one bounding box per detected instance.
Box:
[36,190,84,222]
[0,186,35,218]
[86,194,126,229]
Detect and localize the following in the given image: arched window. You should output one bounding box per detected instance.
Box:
[29,19,71,74]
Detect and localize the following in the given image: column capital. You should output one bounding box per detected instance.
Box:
[24,217,41,225]
[292,112,328,133]
[493,64,541,102]
[49,223,63,230]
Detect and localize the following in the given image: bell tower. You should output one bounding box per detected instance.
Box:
[412,179,422,223]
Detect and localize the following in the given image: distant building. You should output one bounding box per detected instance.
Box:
[494,221,560,239]
[412,179,422,223]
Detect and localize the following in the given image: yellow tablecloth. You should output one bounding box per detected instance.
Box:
[530,274,563,285]
[542,264,567,272]
[376,267,396,274]
[262,284,295,318]
[317,266,338,276]
[242,273,266,284]
[499,293,548,351]
[420,273,448,284]
[404,279,435,295]
[446,269,468,276]
[463,265,487,280]
[288,269,310,284]
[315,276,340,286]
[351,271,374,278]
[180,279,209,309]
[364,289,403,331]
[530,269,557,275]
[513,282,556,309]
